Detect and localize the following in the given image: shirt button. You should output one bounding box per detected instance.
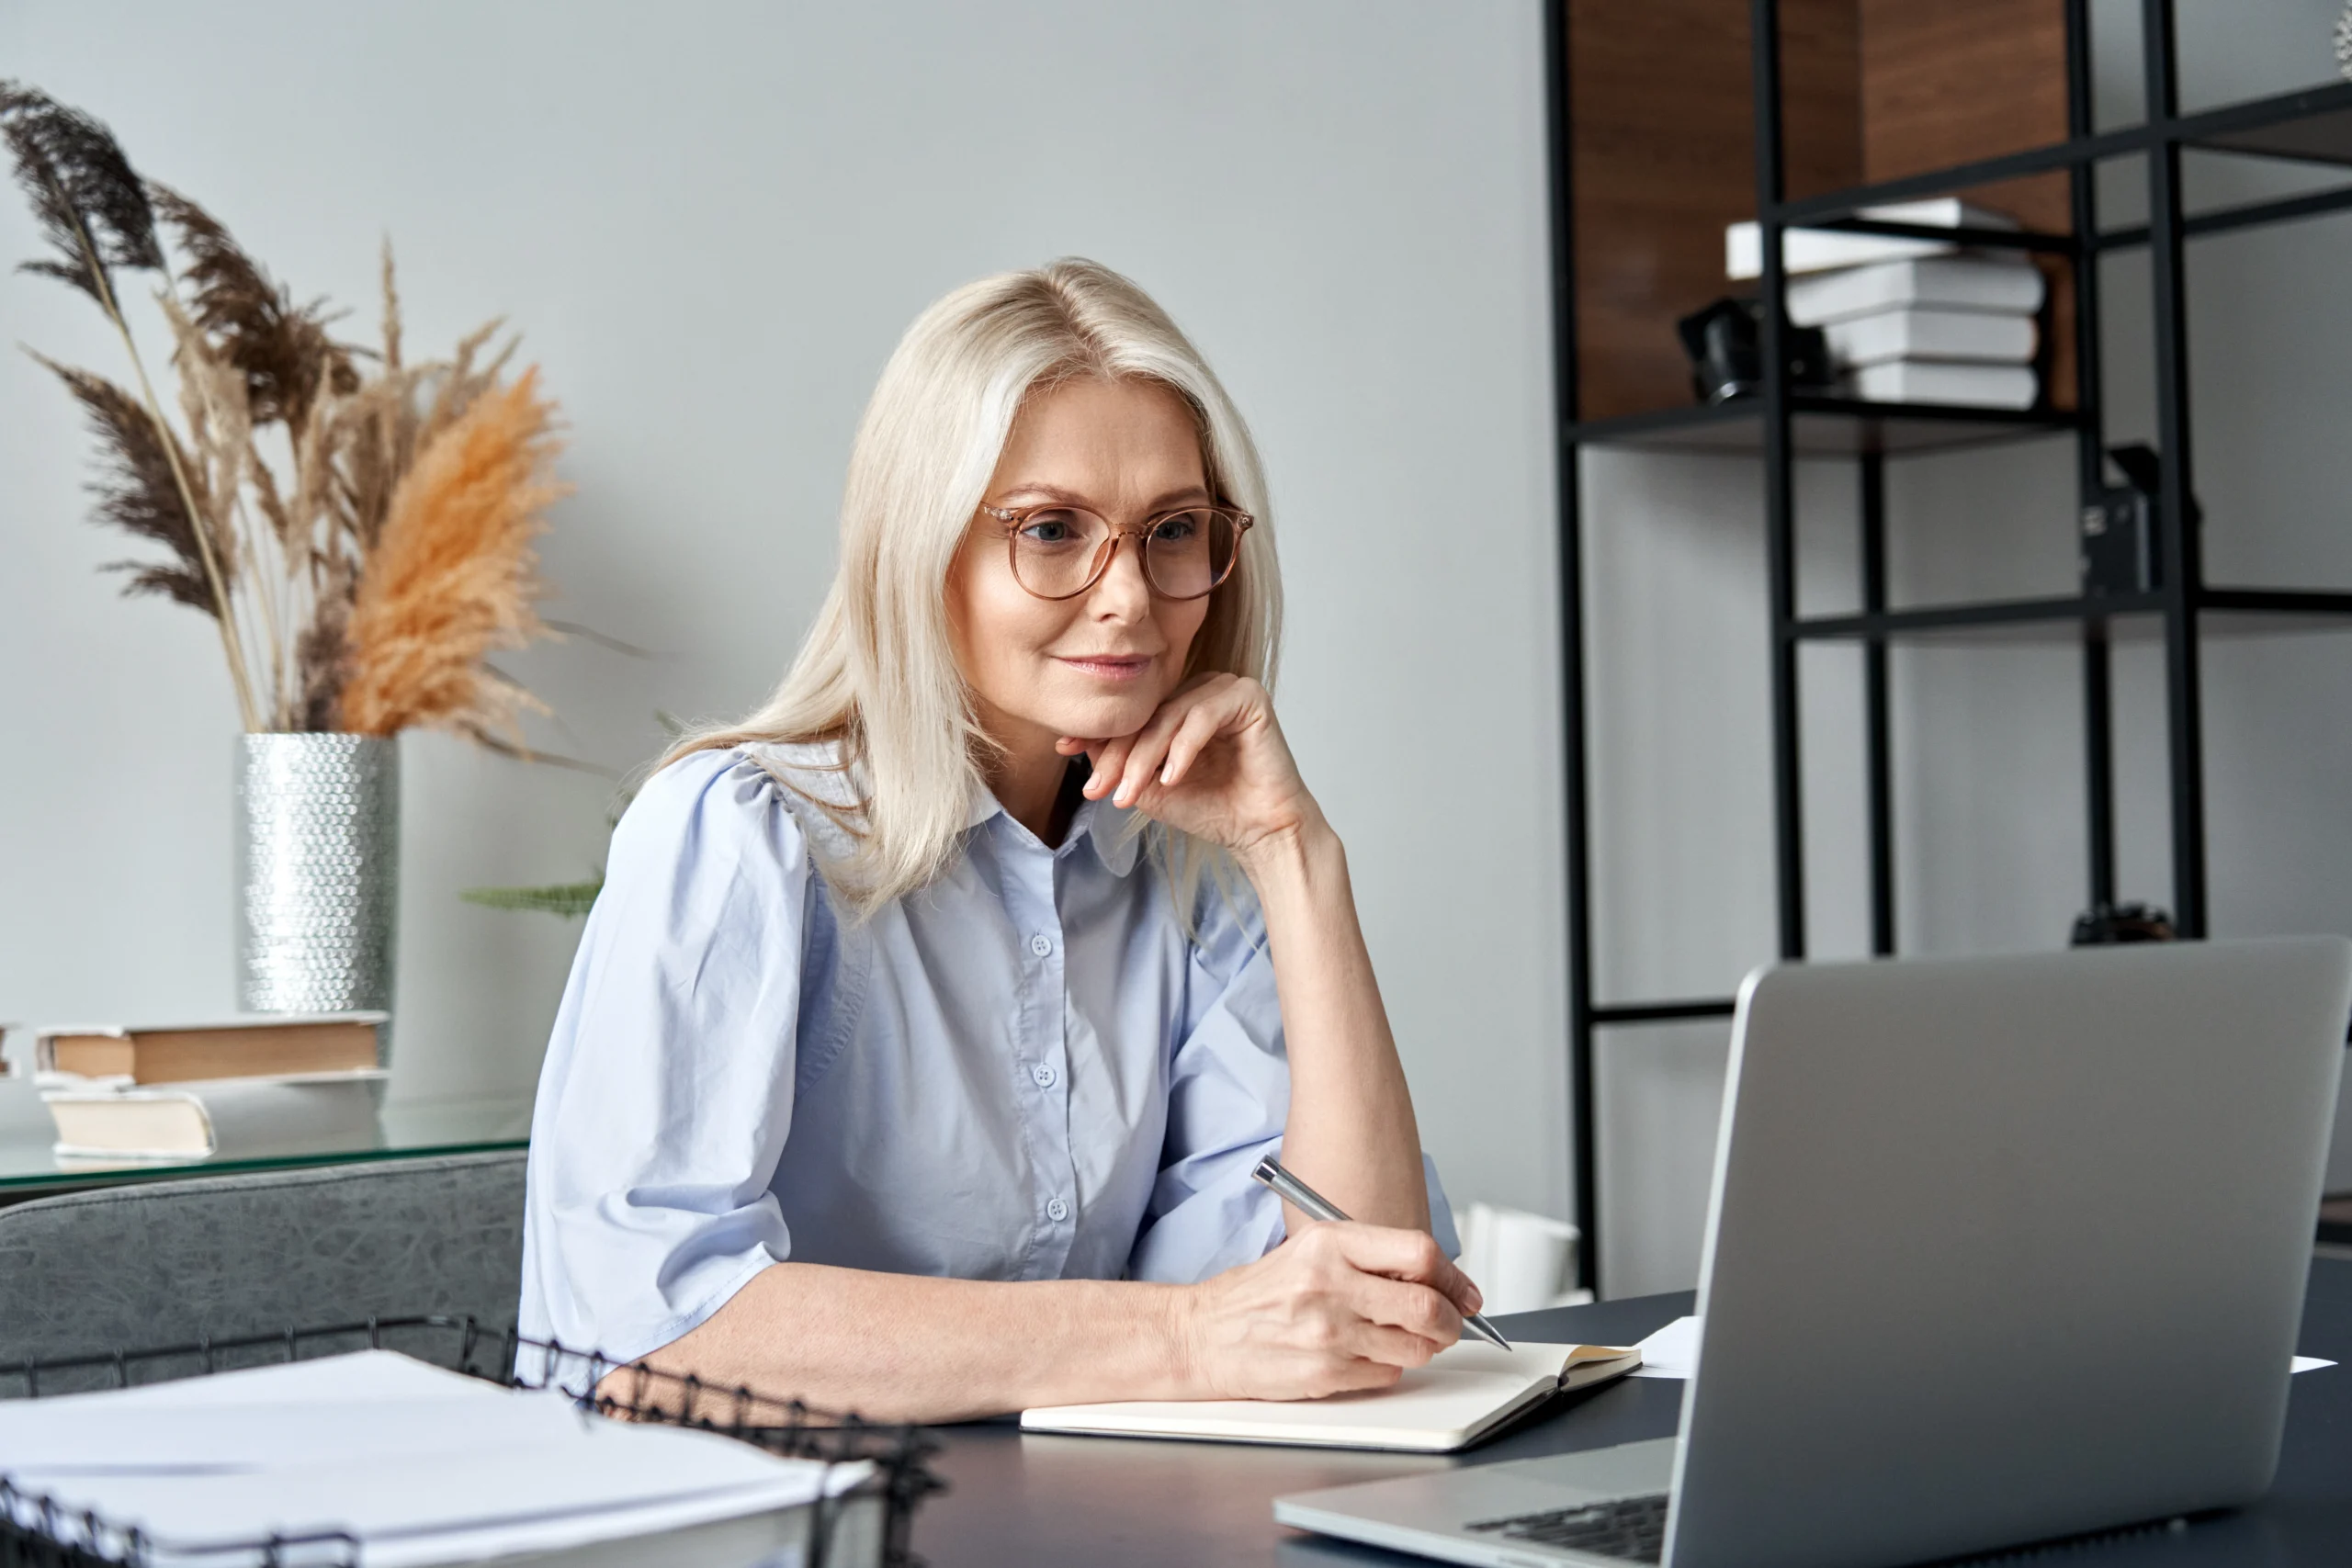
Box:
[1032,1062,1057,1088]
[1028,933,1053,958]
[1046,1197,1069,1223]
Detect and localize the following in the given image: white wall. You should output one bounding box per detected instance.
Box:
[0,4,1568,1215]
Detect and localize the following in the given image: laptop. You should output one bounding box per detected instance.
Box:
[1276,939,2352,1568]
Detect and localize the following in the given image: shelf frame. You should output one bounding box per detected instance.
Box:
[1547,1,2352,1297]
[1765,78,2352,228]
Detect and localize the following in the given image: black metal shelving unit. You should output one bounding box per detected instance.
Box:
[1548,0,2352,1295]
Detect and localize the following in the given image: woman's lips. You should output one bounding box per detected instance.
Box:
[1057,654,1153,682]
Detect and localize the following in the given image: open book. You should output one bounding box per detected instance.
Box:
[1021,1340,1640,1452]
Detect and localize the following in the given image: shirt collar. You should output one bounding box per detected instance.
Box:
[963,783,1147,877]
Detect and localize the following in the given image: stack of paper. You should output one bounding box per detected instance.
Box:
[0,1351,876,1567]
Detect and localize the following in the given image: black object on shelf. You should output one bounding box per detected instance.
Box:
[1544,1,2352,1297]
[0,1315,944,1568]
[2082,443,2203,596]
[2069,901,2177,944]
[1676,298,1837,406]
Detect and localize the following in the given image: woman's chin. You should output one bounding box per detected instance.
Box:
[1048,695,1164,745]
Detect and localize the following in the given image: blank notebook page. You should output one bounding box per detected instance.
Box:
[1022,1340,1631,1451]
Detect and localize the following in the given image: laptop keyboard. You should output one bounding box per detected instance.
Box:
[1464,1492,1669,1562]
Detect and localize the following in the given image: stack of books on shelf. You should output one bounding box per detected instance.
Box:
[1727,200,2047,410]
[32,1013,388,1160]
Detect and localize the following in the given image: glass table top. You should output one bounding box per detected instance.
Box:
[0,1085,531,1196]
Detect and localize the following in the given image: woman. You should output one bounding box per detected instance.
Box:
[519,258,1477,1423]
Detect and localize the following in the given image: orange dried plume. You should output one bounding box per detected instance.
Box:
[336,367,567,741]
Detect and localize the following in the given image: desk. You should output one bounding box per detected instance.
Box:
[0,1093,530,1204]
[912,1258,2352,1566]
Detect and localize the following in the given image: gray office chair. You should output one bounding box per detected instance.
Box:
[0,1150,526,1374]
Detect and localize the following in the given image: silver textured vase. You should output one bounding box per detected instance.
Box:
[234,734,399,1043]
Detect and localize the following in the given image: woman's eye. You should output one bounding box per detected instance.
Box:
[1151,514,1199,544]
[1020,512,1084,546]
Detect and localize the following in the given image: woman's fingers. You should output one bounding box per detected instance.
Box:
[1105,701,1195,807]
[1184,1220,1484,1401]
[1319,1222,1484,1317]
[1159,703,1227,787]
[1283,1224,1468,1363]
[1349,1269,1464,1352]
[1082,735,1136,800]
[1345,1320,1450,1371]
[1123,680,1251,802]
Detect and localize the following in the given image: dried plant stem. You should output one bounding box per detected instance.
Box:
[231,485,289,728]
[66,197,261,729]
[112,296,262,732]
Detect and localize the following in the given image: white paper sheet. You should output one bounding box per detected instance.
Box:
[1628,1315,1701,1379]
[1621,1316,2335,1381]
[0,1351,870,1568]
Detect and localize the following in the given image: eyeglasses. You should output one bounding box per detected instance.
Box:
[979,502,1253,602]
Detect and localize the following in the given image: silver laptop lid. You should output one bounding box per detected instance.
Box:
[1664,939,2351,1568]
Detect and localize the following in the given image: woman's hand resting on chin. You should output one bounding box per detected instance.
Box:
[1178,1223,1484,1399]
[1056,672,1318,869]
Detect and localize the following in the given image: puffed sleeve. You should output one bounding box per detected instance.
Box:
[1125,878,1461,1283]
[517,749,811,1365]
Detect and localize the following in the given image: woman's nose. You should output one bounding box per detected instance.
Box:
[1087,535,1153,617]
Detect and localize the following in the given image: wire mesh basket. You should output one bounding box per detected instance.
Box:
[0,1314,944,1568]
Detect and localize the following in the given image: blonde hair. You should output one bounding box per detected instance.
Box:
[662,258,1283,916]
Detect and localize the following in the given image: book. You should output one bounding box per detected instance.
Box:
[1848,359,2038,409]
[1020,1339,1640,1452]
[35,1013,385,1084]
[1786,254,2047,325]
[0,1349,885,1567]
[40,1069,388,1160]
[1725,199,2018,280]
[1822,307,2040,367]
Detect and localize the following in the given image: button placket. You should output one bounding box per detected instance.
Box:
[1006,829,1079,1259]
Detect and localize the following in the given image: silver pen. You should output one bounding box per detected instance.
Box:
[1250,1155,1512,1351]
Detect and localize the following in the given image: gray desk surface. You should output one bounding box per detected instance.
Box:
[910,1257,2352,1566]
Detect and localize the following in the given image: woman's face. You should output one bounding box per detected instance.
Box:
[949,376,1215,754]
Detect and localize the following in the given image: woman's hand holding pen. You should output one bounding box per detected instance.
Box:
[1176,1223,1484,1400]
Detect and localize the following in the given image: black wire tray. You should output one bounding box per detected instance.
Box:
[0,1314,944,1568]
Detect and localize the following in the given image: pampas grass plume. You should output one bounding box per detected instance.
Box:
[337,367,567,740]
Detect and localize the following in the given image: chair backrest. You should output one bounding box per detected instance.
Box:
[0,1151,526,1369]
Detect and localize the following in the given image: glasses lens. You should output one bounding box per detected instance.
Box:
[1143,510,1239,599]
[1008,508,1112,597]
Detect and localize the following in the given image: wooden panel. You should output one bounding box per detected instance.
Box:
[1569,0,1862,421]
[1858,0,2065,193]
[1781,0,1865,202]
[1858,0,2075,408]
[1568,0,1756,420]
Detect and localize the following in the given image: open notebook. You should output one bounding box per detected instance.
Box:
[1021,1340,1640,1452]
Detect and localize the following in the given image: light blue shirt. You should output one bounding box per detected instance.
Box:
[518,743,1456,1365]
